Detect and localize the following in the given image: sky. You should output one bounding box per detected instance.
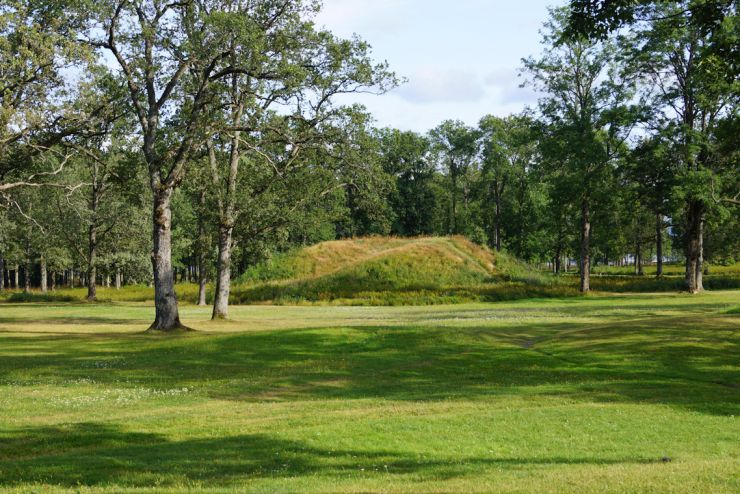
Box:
[314,0,564,133]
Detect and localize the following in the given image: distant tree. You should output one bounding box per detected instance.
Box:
[429,121,480,236]
[524,9,637,291]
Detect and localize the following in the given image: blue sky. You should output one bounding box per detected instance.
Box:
[315,0,564,132]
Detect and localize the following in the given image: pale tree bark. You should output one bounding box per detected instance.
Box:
[115,267,122,289]
[197,191,208,306]
[50,271,56,291]
[23,238,31,293]
[0,256,4,291]
[209,125,241,320]
[40,256,47,293]
[14,265,19,289]
[655,212,663,277]
[87,223,97,301]
[580,199,591,292]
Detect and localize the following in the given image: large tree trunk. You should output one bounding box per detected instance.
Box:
[40,256,47,293]
[685,199,704,293]
[208,119,241,320]
[212,224,234,319]
[87,224,97,301]
[655,212,663,277]
[149,189,184,331]
[580,199,591,293]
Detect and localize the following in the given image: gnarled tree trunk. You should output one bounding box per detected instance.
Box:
[149,189,184,331]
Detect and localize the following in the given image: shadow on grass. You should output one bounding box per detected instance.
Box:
[0,310,737,416]
[0,422,659,488]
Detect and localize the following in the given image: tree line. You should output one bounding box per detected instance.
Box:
[0,1,737,330]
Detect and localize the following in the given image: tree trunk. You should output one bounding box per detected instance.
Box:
[212,223,234,319]
[50,271,56,291]
[0,256,4,291]
[115,267,122,290]
[685,199,704,293]
[450,172,458,234]
[198,194,208,306]
[23,264,30,293]
[580,199,591,293]
[634,239,643,276]
[494,190,502,251]
[149,189,184,331]
[13,265,19,289]
[87,224,97,301]
[655,212,663,277]
[40,257,48,293]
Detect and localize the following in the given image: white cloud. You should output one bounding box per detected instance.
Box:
[396,68,487,104]
[315,0,409,37]
[485,68,540,105]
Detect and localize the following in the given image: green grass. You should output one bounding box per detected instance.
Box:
[0,291,738,492]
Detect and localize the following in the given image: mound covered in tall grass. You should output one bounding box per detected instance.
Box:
[231,236,565,305]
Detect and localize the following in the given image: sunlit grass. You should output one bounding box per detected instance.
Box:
[0,291,738,492]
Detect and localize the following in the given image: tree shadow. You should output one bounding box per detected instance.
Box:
[0,422,660,488]
[0,311,736,416]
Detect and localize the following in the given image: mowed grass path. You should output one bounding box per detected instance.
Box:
[0,292,738,493]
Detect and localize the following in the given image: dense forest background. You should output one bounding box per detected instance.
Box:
[0,0,737,328]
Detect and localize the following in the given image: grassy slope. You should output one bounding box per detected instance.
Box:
[5,236,738,306]
[0,291,738,493]
[230,236,555,305]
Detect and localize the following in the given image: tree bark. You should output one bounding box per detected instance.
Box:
[23,239,31,293]
[0,256,4,291]
[580,199,591,293]
[197,189,208,306]
[149,189,185,331]
[115,267,122,290]
[685,199,704,293]
[655,212,663,277]
[40,257,47,293]
[212,223,234,319]
[50,271,56,291]
[87,224,97,301]
[13,265,19,289]
[23,264,30,293]
[635,238,644,276]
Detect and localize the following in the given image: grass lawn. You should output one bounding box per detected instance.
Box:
[0,291,738,493]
